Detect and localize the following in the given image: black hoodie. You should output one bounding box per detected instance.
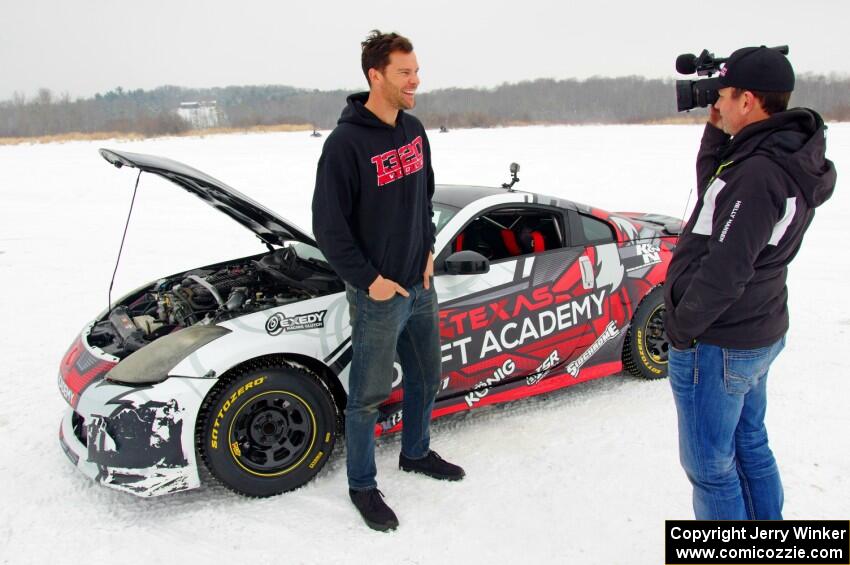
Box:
[311,93,436,290]
[664,108,836,349]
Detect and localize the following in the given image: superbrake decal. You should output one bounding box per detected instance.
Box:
[370,136,424,187]
[265,310,326,336]
[440,287,607,366]
[566,321,620,377]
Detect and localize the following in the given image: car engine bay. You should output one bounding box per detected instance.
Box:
[87,246,343,358]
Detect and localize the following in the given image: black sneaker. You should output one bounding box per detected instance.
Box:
[399,450,465,481]
[349,488,399,532]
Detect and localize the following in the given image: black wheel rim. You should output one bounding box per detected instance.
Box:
[228,391,316,476]
[644,304,669,364]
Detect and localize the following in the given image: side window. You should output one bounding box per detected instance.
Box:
[451,208,565,262]
[569,211,616,246]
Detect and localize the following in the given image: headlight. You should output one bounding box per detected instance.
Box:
[105,325,230,385]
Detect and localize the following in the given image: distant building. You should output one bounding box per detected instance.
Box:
[177,101,222,129]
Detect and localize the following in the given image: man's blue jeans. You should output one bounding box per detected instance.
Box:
[345,281,442,490]
[669,337,786,520]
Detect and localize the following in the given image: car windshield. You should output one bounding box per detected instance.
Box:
[433,202,459,234]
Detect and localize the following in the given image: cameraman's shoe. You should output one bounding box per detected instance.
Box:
[399,450,465,481]
[349,488,399,532]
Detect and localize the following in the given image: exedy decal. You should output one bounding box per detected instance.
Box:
[566,321,620,378]
[266,310,327,336]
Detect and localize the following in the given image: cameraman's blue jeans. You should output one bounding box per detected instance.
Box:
[669,337,785,520]
[345,282,442,491]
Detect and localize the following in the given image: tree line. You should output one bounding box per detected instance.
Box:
[2,75,848,139]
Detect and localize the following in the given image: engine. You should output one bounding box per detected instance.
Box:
[87,247,342,358]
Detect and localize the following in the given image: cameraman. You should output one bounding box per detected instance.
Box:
[664,46,836,520]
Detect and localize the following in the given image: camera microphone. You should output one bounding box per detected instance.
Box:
[676,53,697,74]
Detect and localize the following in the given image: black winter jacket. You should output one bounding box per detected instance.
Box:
[664,109,836,349]
[311,93,436,290]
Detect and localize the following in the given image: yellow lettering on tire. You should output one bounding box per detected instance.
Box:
[210,375,269,449]
[637,328,662,374]
[308,451,324,469]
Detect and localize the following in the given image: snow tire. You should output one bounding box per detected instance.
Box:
[622,286,669,380]
[197,361,337,497]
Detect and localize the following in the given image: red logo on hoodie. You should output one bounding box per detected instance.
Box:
[370,136,424,187]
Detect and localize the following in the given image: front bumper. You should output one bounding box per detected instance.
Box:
[59,399,196,497]
[58,322,221,497]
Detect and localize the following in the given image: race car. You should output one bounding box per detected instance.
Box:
[58,149,679,498]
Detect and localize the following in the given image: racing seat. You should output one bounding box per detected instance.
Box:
[453,221,500,259]
[500,229,522,256]
[531,231,545,253]
[453,219,548,259]
[504,228,547,255]
[454,232,465,252]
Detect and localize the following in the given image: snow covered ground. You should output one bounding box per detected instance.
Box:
[0,123,847,564]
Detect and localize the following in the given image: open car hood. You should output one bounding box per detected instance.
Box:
[100,148,316,248]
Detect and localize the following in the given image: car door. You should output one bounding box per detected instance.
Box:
[432,203,613,408]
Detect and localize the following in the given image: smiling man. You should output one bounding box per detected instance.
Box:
[311,30,464,532]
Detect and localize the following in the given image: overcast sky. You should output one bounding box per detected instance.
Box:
[3,0,848,101]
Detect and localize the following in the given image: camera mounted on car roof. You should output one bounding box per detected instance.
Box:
[675,45,789,112]
[501,162,520,192]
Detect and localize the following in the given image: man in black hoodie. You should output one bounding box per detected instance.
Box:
[665,47,836,520]
[312,31,464,532]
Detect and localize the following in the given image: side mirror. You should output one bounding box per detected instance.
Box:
[445,250,490,275]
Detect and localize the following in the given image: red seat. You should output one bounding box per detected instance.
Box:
[531,231,545,253]
[454,233,465,252]
[500,230,522,256]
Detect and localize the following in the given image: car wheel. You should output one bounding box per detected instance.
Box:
[197,361,338,497]
[622,286,669,380]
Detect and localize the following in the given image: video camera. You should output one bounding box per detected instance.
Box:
[675,46,789,112]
